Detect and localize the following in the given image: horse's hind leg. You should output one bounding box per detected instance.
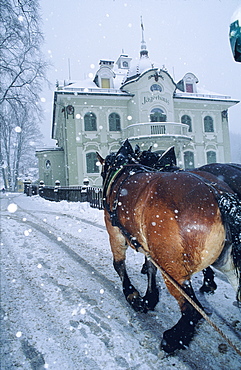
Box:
[142,257,159,310]
[200,267,217,294]
[161,280,203,353]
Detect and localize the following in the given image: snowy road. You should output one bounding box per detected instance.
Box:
[1,193,241,369]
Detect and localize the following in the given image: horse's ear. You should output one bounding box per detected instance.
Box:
[135,144,141,156]
[158,146,177,167]
[118,139,134,158]
[96,152,104,164]
[147,146,152,152]
[123,139,134,154]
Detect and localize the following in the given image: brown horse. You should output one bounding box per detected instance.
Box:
[97,140,241,353]
[137,146,241,294]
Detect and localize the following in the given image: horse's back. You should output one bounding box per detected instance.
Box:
[197,163,241,199]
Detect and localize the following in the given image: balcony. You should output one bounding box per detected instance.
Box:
[123,122,191,142]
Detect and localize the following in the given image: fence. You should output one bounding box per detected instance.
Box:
[24,181,104,210]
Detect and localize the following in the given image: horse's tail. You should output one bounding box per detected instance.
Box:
[218,192,241,301]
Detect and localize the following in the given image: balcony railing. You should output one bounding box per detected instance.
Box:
[123,122,191,140]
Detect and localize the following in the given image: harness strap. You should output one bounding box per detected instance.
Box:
[104,164,153,231]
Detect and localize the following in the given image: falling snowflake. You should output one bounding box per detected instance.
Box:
[16,331,22,338]
[15,126,22,133]
[7,203,18,213]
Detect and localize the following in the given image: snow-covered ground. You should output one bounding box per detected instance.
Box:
[1,193,241,369]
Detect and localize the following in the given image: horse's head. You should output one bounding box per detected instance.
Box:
[139,146,177,170]
[96,139,136,183]
[96,152,116,182]
[139,149,161,168]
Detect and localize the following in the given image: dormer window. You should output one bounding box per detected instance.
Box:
[116,54,132,69]
[186,83,193,93]
[93,61,115,89]
[101,78,110,88]
[177,73,198,93]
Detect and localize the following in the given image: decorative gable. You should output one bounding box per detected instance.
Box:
[93,60,115,88]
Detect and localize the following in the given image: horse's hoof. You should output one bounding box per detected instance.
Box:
[199,283,217,294]
[143,288,159,311]
[161,333,186,353]
[127,292,148,313]
[141,263,148,274]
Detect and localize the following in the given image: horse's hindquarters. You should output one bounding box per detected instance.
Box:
[116,172,226,279]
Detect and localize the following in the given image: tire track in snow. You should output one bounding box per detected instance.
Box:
[1,213,191,369]
[1,212,122,300]
[1,198,241,369]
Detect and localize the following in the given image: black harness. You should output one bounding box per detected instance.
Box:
[103,163,155,250]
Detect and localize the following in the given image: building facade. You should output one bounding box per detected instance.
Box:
[36,32,239,187]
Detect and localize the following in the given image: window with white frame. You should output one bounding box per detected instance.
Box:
[181,115,192,132]
[204,116,214,132]
[86,152,99,173]
[109,113,121,131]
[150,108,166,122]
[184,151,194,169]
[84,112,97,131]
[207,151,216,164]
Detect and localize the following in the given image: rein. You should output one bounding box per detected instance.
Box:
[103,163,241,356]
[140,248,241,356]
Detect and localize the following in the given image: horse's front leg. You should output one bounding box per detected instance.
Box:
[113,259,147,312]
[141,257,159,310]
[200,266,217,294]
[105,212,147,312]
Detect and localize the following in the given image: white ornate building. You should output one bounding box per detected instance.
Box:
[36,28,239,186]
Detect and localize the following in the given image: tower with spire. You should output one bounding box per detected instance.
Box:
[126,17,153,80]
[140,16,148,57]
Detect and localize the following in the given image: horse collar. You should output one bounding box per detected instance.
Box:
[103,167,125,200]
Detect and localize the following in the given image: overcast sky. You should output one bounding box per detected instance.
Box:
[39,0,241,146]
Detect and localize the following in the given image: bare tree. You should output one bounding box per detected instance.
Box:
[0,0,48,190]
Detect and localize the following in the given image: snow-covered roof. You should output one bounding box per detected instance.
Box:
[55,62,131,93]
[61,78,97,90]
[128,55,154,78]
[175,85,236,101]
